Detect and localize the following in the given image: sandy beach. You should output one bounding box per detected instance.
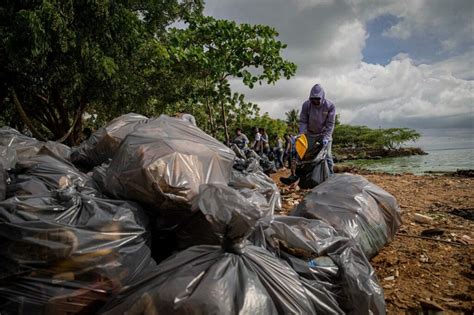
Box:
[272,169,473,314]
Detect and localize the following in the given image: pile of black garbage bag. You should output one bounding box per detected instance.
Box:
[296,134,330,189]
[0,114,402,314]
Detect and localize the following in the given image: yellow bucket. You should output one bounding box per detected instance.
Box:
[295,134,308,159]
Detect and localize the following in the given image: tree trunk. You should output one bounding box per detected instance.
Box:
[11,88,48,141]
[204,79,216,137]
[220,101,230,145]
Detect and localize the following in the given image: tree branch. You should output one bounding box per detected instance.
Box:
[11,88,48,141]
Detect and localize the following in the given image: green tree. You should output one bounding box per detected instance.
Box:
[0,0,202,144]
[333,123,420,150]
[166,16,297,143]
[285,109,299,134]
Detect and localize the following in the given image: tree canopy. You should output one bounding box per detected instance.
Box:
[0,2,296,145]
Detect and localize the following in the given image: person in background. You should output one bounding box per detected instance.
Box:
[232,127,249,150]
[251,127,262,153]
[299,83,336,174]
[259,128,270,155]
[273,135,285,169]
[284,133,296,176]
[175,112,197,126]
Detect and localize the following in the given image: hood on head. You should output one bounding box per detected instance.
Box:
[309,84,325,100]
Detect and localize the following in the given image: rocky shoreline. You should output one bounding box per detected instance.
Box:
[334,146,427,162]
[271,169,473,314]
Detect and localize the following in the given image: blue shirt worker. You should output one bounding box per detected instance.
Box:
[299,84,336,174]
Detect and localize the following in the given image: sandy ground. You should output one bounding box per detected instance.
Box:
[271,169,473,314]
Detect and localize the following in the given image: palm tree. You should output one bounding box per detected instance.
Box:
[285,109,299,134]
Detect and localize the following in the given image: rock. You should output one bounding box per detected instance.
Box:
[420,228,444,237]
[384,276,395,281]
[460,235,474,245]
[414,213,434,224]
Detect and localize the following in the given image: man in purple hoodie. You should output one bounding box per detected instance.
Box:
[299,83,336,174]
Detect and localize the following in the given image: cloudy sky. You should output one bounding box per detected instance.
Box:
[204,0,474,130]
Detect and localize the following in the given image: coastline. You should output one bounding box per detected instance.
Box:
[271,169,473,314]
[333,146,427,162]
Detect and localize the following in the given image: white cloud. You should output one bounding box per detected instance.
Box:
[204,0,474,129]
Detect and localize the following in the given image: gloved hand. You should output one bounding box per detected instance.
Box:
[322,139,329,146]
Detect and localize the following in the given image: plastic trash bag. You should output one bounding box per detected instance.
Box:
[91,163,109,194]
[7,154,99,197]
[0,146,17,170]
[105,115,235,211]
[0,128,71,163]
[229,167,282,213]
[0,164,6,201]
[101,184,343,315]
[71,113,148,168]
[253,215,386,314]
[291,174,402,259]
[296,134,329,189]
[38,141,71,161]
[0,188,155,314]
[0,127,41,161]
[172,183,277,250]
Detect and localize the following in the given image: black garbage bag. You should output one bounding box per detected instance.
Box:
[173,184,277,250]
[91,163,109,195]
[229,167,282,213]
[0,127,41,161]
[37,141,71,160]
[295,134,329,189]
[0,128,71,162]
[0,188,155,314]
[71,113,148,168]
[105,115,235,211]
[253,216,386,314]
[291,174,402,259]
[101,184,343,315]
[259,153,277,174]
[7,154,99,197]
[0,146,17,170]
[0,164,6,202]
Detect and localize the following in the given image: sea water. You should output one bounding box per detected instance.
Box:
[345,128,474,174]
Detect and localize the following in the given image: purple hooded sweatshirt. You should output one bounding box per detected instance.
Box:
[299,84,336,141]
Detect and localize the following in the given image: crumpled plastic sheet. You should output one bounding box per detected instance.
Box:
[104,115,235,211]
[91,163,109,195]
[0,146,17,170]
[0,164,6,202]
[71,113,148,168]
[100,184,344,315]
[7,154,99,197]
[0,187,155,314]
[0,127,41,161]
[166,168,280,251]
[229,167,282,213]
[0,127,71,162]
[296,134,329,189]
[291,173,402,259]
[253,215,386,314]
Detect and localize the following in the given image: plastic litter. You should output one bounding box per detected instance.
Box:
[253,215,386,314]
[101,184,344,315]
[7,154,99,197]
[291,173,402,258]
[0,188,155,314]
[104,115,235,211]
[295,134,329,189]
[70,113,148,168]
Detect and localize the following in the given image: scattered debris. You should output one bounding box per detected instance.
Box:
[413,213,434,224]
